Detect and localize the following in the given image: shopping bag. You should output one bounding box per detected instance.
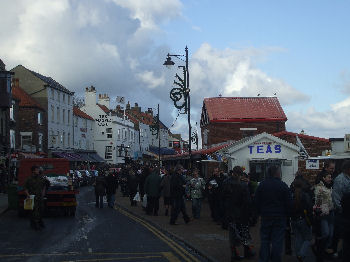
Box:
[142,194,147,208]
[24,195,35,210]
[133,192,141,202]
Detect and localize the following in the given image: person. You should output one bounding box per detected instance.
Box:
[254,165,292,262]
[94,172,106,208]
[24,165,50,230]
[222,166,255,261]
[0,163,7,193]
[340,192,350,262]
[290,178,313,262]
[144,168,162,216]
[160,167,172,216]
[170,164,190,225]
[189,168,205,219]
[127,169,139,206]
[106,170,118,208]
[332,160,350,258]
[313,171,334,261]
[206,167,225,223]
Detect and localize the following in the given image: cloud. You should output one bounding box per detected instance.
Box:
[137,71,165,89]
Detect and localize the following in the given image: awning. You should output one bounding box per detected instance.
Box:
[76,152,105,162]
[53,152,84,161]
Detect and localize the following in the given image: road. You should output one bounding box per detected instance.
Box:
[0,187,206,262]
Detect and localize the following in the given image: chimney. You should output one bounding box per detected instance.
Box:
[147,108,153,116]
[85,85,96,106]
[98,93,110,109]
[126,101,130,110]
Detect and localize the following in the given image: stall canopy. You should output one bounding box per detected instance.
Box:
[53,151,105,162]
[148,146,176,156]
[53,152,83,161]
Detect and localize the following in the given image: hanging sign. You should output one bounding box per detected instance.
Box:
[306,159,319,169]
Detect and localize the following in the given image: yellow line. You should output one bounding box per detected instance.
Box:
[115,206,200,262]
[0,252,160,258]
[161,252,182,262]
[61,255,162,262]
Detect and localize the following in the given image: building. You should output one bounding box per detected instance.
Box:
[73,107,95,151]
[12,80,47,153]
[200,97,287,148]
[10,65,74,152]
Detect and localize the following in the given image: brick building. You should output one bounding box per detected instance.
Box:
[200,97,287,148]
[12,79,47,153]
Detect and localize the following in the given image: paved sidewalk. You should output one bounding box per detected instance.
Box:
[0,193,8,215]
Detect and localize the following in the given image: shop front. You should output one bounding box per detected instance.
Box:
[219,132,300,186]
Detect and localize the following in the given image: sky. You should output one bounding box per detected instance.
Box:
[1,0,350,145]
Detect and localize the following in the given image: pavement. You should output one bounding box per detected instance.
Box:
[0,193,8,215]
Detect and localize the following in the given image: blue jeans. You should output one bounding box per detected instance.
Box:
[291,218,312,258]
[192,198,202,219]
[107,193,115,208]
[320,212,334,249]
[259,217,287,262]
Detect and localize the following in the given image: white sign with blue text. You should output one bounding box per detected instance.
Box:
[248,142,282,155]
[306,159,319,170]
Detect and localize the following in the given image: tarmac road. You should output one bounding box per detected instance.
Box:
[0,186,205,262]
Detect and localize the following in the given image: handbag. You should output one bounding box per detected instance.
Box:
[133,192,141,202]
[24,195,35,210]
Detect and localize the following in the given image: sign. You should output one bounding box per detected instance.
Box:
[96,115,111,126]
[248,144,281,154]
[306,159,319,170]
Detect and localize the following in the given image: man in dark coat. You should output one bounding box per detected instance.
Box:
[106,170,118,208]
[94,172,106,208]
[144,168,162,215]
[169,164,190,225]
[206,167,225,223]
[127,169,139,206]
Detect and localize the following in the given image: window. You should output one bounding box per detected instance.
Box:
[51,89,54,99]
[169,141,173,148]
[10,130,15,149]
[68,96,71,105]
[106,128,112,138]
[57,131,60,145]
[62,109,65,123]
[38,112,43,125]
[74,116,78,127]
[57,91,60,101]
[62,132,65,147]
[38,133,43,152]
[57,107,60,123]
[51,105,54,122]
[67,110,70,124]
[21,132,32,151]
[67,133,70,147]
[117,129,121,140]
[105,146,113,159]
[10,101,14,121]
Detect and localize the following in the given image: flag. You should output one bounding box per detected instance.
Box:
[116,96,125,104]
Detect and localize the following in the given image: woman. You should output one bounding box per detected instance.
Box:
[291,179,313,262]
[314,172,334,260]
[189,169,205,219]
[160,168,172,216]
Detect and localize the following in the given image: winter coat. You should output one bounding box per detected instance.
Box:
[314,181,334,216]
[160,174,171,198]
[144,171,162,197]
[291,190,313,221]
[332,172,350,212]
[106,174,118,195]
[206,174,225,198]
[170,173,186,198]
[127,174,139,193]
[222,176,252,223]
[189,177,205,199]
[95,176,106,196]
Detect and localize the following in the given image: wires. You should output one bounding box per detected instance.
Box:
[170,110,181,128]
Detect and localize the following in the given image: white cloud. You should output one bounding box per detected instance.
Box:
[137,71,165,89]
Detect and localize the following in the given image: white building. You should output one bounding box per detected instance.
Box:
[219,132,300,186]
[73,107,95,150]
[11,65,74,152]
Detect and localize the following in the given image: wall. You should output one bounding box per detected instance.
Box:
[73,116,94,150]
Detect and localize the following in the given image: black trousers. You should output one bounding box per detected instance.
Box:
[170,197,189,224]
[208,195,222,222]
[147,196,159,215]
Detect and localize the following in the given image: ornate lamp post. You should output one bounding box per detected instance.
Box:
[163,46,195,170]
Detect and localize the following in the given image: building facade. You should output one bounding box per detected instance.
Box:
[73,107,95,151]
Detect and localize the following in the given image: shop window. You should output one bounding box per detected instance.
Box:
[10,129,15,149]
[106,128,112,138]
[105,146,113,159]
[38,133,43,152]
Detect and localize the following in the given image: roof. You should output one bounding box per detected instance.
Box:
[203,97,287,122]
[73,107,94,121]
[27,67,74,95]
[12,85,44,110]
[97,103,110,114]
[273,131,329,143]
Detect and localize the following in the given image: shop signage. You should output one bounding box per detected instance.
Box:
[248,144,281,154]
[306,159,319,169]
[96,115,111,126]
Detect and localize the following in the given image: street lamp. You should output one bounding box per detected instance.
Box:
[163,46,195,171]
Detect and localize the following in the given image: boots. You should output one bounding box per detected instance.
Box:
[244,245,255,259]
[231,247,243,261]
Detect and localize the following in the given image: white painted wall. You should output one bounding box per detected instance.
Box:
[73,115,94,150]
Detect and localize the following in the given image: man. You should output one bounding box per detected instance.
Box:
[144,168,162,216]
[206,167,225,223]
[255,165,292,262]
[94,172,106,208]
[24,165,49,230]
[106,170,118,208]
[170,164,190,225]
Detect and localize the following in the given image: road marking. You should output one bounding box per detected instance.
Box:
[115,206,200,262]
[161,252,182,262]
[60,255,163,262]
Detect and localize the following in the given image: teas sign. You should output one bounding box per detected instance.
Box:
[248,144,282,154]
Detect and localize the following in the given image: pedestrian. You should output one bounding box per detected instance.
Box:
[189,168,205,219]
[106,170,118,208]
[139,164,151,199]
[94,172,106,208]
[144,168,162,216]
[340,192,350,262]
[254,165,292,262]
[169,164,190,225]
[223,166,255,261]
[290,178,313,262]
[206,167,225,223]
[332,160,350,259]
[160,167,172,216]
[127,169,139,206]
[313,171,335,261]
[24,165,50,230]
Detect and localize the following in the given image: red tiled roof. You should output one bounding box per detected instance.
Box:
[273,131,329,143]
[204,97,287,122]
[97,103,110,114]
[73,107,94,121]
[12,86,44,109]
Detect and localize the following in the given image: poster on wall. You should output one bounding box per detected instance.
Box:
[306,159,319,169]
